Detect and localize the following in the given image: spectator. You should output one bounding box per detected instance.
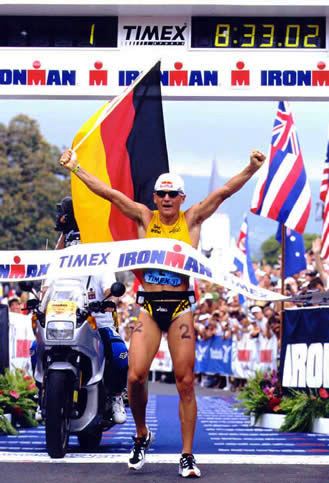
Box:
[194,313,210,340]
[263,304,275,320]
[8,296,21,313]
[267,314,281,350]
[250,305,268,335]
[312,238,329,288]
[308,276,325,292]
[202,318,218,341]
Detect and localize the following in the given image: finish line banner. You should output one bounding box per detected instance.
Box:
[281,307,329,389]
[0,238,286,302]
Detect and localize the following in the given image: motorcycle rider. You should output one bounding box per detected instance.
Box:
[31,196,128,424]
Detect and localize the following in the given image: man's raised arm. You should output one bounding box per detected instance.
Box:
[187,150,266,224]
[59,149,146,223]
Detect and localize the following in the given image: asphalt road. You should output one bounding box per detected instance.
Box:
[0,462,328,483]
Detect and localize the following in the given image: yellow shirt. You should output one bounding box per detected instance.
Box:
[143,211,191,286]
[145,210,192,245]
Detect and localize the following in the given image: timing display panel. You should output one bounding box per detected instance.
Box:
[191,17,326,49]
[0,16,118,47]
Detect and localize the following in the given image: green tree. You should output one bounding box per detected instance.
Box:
[261,235,280,265]
[261,232,318,265]
[303,233,318,252]
[0,115,70,249]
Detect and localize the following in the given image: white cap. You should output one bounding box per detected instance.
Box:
[199,313,210,321]
[154,172,185,194]
[250,306,262,314]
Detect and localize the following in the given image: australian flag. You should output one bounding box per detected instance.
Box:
[276,223,306,277]
[251,101,311,234]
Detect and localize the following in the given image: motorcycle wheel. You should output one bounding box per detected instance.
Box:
[45,371,72,458]
[77,428,103,451]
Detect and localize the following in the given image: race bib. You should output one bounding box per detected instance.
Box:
[143,269,182,287]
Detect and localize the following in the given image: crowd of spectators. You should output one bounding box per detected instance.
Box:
[111,238,328,389]
[1,238,328,391]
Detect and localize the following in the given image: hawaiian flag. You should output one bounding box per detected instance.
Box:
[320,134,329,258]
[71,61,169,242]
[233,214,258,287]
[251,101,311,234]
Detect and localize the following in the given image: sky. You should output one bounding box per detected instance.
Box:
[0,97,328,255]
[0,98,328,181]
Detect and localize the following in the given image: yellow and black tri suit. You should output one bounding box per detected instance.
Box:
[145,210,192,244]
[137,210,195,332]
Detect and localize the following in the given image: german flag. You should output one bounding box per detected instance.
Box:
[71,61,169,242]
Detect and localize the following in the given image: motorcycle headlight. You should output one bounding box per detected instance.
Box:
[46,321,74,340]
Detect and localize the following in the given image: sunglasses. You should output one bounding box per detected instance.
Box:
[155,190,181,198]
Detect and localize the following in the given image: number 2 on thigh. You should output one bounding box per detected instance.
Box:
[179,323,191,339]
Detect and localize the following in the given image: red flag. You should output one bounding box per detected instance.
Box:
[71,61,169,242]
[320,136,329,258]
[320,139,329,203]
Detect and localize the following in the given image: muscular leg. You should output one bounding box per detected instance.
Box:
[167,311,196,454]
[128,310,162,437]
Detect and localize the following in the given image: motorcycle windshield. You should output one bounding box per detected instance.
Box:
[41,278,87,312]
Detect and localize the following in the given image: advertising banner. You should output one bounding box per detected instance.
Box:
[9,312,34,375]
[0,13,326,99]
[0,238,288,302]
[195,336,232,376]
[281,307,329,389]
[196,333,278,378]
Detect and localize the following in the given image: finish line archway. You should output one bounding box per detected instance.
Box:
[0,1,327,101]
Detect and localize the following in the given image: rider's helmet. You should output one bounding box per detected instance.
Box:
[55,196,80,247]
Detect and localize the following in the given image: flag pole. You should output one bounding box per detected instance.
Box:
[279,223,286,351]
[72,59,161,153]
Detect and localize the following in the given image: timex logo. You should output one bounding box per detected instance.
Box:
[122,24,187,45]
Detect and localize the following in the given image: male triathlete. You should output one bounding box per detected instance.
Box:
[59,149,265,477]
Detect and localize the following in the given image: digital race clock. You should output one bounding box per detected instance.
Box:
[0,16,118,47]
[191,17,326,49]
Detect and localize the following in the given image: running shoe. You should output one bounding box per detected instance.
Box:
[128,428,153,470]
[178,453,201,478]
[111,395,127,424]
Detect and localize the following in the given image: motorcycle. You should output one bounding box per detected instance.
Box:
[21,278,125,458]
